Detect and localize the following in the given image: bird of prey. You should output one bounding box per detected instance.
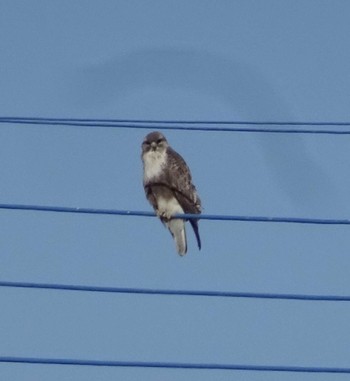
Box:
[141,131,201,255]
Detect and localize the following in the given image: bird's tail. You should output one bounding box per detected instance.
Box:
[168,218,187,256]
[190,219,201,250]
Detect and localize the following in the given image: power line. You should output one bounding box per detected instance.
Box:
[4,116,350,125]
[1,280,350,302]
[0,203,350,225]
[1,117,350,134]
[0,356,349,374]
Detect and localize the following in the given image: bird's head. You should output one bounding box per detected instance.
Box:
[142,131,169,154]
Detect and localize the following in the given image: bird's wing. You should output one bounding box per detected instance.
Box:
[144,184,158,211]
[164,147,201,215]
[164,147,202,250]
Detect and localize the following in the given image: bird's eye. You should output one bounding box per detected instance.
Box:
[157,138,163,144]
[143,141,150,145]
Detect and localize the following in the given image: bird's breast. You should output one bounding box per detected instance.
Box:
[143,150,167,182]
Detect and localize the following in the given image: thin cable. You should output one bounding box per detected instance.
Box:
[1,117,350,134]
[0,116,350,126]
[0,356,349,373]
[0,203,349,225]
[3,116,350,125]
[1,280,350,302]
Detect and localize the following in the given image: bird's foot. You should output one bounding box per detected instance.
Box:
[157,210,173,221]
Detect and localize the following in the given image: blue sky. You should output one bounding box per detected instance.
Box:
[1,1,350,380]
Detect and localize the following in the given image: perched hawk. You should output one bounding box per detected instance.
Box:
[141,131,201,255]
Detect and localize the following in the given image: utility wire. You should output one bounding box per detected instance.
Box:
[0,203,349,225]
[3,116,350,126]
[1,280,350,302]
[1,116,350,134]
[0,356,349,374]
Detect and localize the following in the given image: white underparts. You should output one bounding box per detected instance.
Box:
[157,195,184,219]
[142,148,187,255]
[143,150,167,183]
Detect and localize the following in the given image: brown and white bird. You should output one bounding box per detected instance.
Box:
[141,131,201,255]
